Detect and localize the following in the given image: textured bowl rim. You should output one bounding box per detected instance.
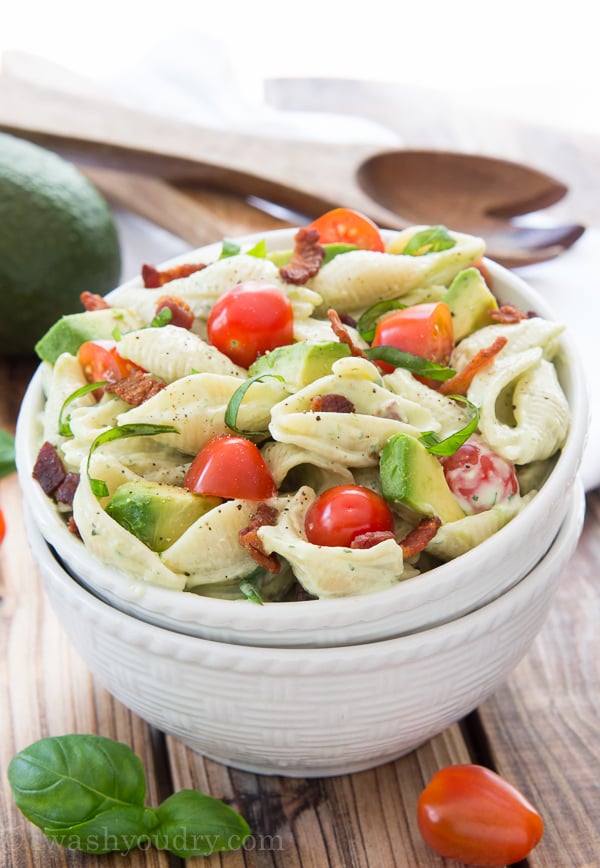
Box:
[30,476,585,672]
[16,227,590,637]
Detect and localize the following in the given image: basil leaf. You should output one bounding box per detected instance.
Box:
[0,429,16,478]
[87,423,179,497]
[402,226,456,256]
[44,806,159,854]
[364,346,456,381]
[58,382,107,437]
[7,735,147,833]
[239,578,264,605]
[246,238,267,258]
[421,396,480,456]
[151,790,251,857]
[224,373,285,436]
[150,307,173,328]
[356,299,407,342]
[219,238,241,259]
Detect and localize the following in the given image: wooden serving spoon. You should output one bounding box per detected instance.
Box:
[0,76,584,266]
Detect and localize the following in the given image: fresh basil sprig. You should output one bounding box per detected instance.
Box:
[87,423,179,497]
[363,346,456,381]
[420,396,480,456]
[224,373,285,436]
[8,734,250,857]
[356,299,407,342]
[58,382,108,437]
[0,429,16,478]
[402,225,456,256]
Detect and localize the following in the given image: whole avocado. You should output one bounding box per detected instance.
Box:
[0,133,121,356]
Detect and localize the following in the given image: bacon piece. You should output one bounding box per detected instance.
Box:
[327,308,369,359]
[400,516,442,558]
[142,261,206,289]
[105,369,166,406]
[310,394,355,413]
[32,441,66,495]
[439,336,508,396]
[279,227,325,285]
[67,516,81,538]
[489,303,535,324]
[350,530,396,549]
[55,472,80,506]
[80,291,110,311]
[238,503,281,574]
[155,295,194,330]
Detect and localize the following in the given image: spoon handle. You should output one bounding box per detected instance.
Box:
[0,76,402,228]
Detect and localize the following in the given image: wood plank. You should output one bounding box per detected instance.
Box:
[476,489,600,867]
[164,725,473,867]
[0,362,174,868]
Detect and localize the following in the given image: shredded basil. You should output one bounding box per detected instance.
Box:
[224,373,285,436]
[150,307,173,328]
[86,423,179,498]
[356,299,407,342]
[420,396,480,455]
[239,578,265,605]
[402,226,456,256]
[58,382,108,437]
[363,346,455,381]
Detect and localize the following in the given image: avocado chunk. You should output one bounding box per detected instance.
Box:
[35,308,141,363]
[105,480,221,552]
[249,340,351,389]
[267,242,358,268]
[380,433,466,524]
[442,267,498,342]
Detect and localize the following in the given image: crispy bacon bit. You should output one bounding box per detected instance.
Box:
[350,530,396,549]
[490,303,535,324]
[105,369,166,406]
[327,308,369,359]
[142,261,207,289]
[279,227,325,285]
[32,441,66,495]
[67,516,81,538]
[310,394,355,413]
[155,295,194,329]
[400,516,442,558]
[439,336,508,396]
[55,472,80,506]
[238,503,281,574]
[80,291,110,311]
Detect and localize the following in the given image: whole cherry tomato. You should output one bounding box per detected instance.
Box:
[417,764,544,866]
[77,340,143,385]
[207,280,294,368]
[371,302,454,374]
[304,484,394,548]
[0,507,6,543]
[307,207,385,252]
[184,435,277,501]
[440,434,519,514]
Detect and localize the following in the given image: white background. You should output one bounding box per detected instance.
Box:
[1,0,599,137]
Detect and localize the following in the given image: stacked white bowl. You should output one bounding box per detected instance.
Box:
[15,236,589,776]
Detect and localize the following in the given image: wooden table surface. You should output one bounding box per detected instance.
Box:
[1,78,599,867]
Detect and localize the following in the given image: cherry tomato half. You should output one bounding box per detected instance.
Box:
[0,507,6,544]
[77,340,143,385]
[307,207,385,252]
[440,434,519,514]
[304,484,394,548]
[207,280,294,368]
[371,302,454,374]
[184,435,277,501]
[417,764,544,867]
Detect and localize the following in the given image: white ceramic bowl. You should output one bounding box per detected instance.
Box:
[24,478,585,777]
[16,229,590,647]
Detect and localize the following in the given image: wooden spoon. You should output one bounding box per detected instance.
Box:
[0,77,584,266]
